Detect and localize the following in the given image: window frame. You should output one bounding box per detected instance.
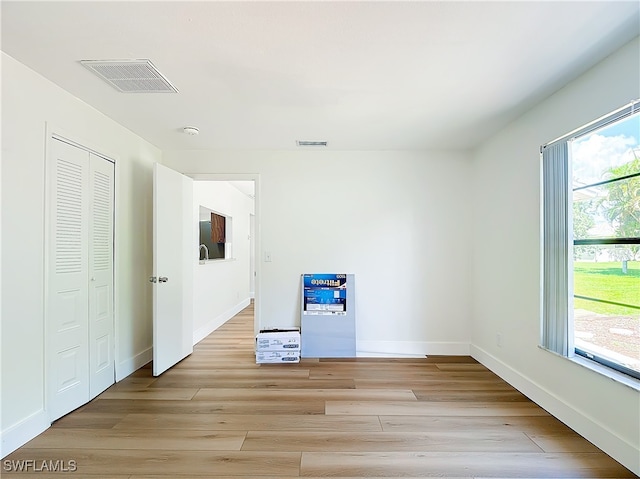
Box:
[198,205,233,262]
[541,99,640,382]
[571,172,640,379]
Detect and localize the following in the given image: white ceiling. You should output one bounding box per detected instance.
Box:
[2,1,639,151]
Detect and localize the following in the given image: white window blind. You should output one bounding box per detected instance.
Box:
[541,141,572,355]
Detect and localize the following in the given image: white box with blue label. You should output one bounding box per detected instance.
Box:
[256,350,300,364]
[256,329,300,352]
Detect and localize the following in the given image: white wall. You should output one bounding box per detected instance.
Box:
[163,150,473,356]
[1,53,159,456]
[192,181,254,343]
[470,37,640,475]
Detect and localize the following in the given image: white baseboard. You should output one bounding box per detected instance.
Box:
[356,340,470,357]
[193,298,251,345]
[1,409,49,459]
[470,344,640,476]
[115,347,152,382]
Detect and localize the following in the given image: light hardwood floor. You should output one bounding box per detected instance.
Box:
[4,303,637,478]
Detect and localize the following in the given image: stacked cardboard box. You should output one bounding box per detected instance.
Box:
[255,328,300,364]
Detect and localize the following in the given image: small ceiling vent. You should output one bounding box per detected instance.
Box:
[80,59,178,93]
[296,140,328,147]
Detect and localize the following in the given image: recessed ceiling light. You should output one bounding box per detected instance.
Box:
[296,140,328,147]
[183,126,200,136]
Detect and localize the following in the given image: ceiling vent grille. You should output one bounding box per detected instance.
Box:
[80,59,178,93]
[296,140,328,147]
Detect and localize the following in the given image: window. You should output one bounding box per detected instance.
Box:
[542,101,640,380]
[199,206,232,261]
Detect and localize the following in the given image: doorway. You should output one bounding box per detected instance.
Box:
[190,175,260,335]
[191,177,259,336]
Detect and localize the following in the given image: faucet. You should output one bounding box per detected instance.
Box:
[199,244,209,261]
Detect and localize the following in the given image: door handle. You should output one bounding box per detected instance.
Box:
[159,276,169,283]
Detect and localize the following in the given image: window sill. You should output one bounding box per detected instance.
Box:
[569,353,640,392]
[199,258,236,265]
[539,345,640,392]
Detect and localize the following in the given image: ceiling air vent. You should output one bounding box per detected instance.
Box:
[296,140,328,147]
[80,59,178,93]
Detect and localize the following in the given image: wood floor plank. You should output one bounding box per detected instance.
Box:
[82,398,326,415]
[149,377,356,389]
[326,400,550,417]
[412,389,529,402]
[128,365,153,374]
[379,415,577,434]
[312,369,499,380]
[355,379,518,390]
[2,475,128,479]
[21,429,246,451]
[193,388,417,401]
[300,451,636,478]
[526,434,604,453]
[422,355,480,363]
[318,357,459,363]
[152,367,311,379]
[99,388,198,400]
[129,477,455,479]
[434,363,491,372]
[104,376,158,390]
[171,359,262,369]
[241,430,544,453]
[113,413,383,432]
[307,363,442,372]
[5,449,301,476]
[51,412,127,429]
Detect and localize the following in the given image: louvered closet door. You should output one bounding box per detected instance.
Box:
[88,153,115,398]
[48,138,115,421]
[48,139,91,420]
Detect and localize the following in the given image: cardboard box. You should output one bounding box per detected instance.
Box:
[256,350,300,364]
[256,329,300,351]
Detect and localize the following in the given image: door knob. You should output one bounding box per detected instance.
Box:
[159,276,169,283]
[149,276,157,283]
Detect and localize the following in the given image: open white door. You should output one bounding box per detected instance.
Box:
[153,163,194,376]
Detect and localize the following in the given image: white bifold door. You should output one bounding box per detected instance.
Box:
[47,137,115,421]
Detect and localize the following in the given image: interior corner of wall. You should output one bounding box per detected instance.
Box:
[115,347,152,382]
